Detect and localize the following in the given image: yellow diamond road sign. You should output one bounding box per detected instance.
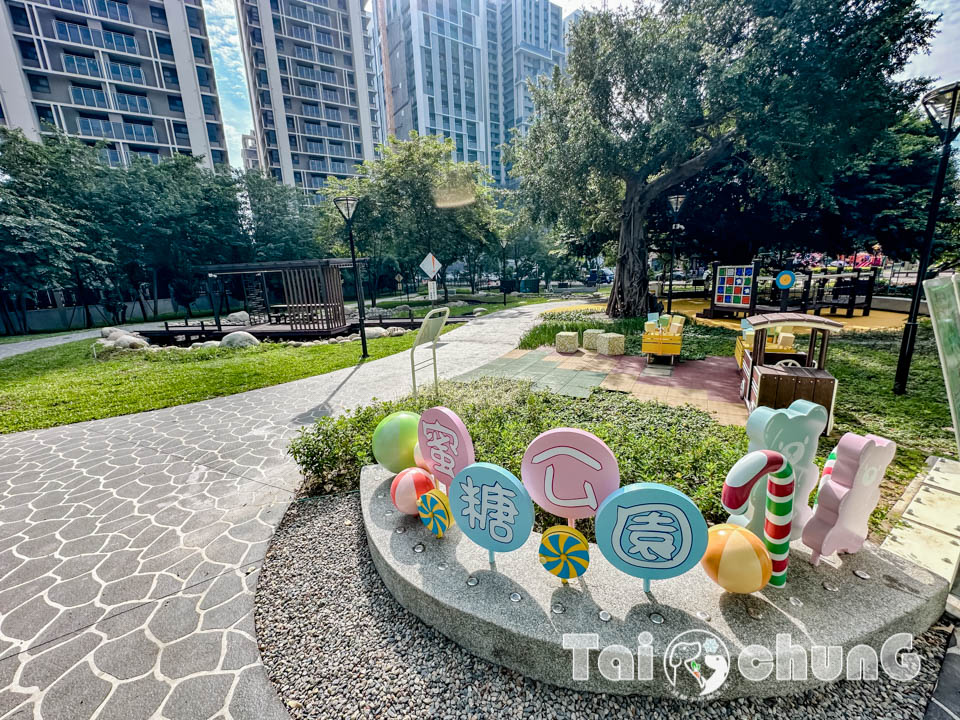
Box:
[420,253,441,279]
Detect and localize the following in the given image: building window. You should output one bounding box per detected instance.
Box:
[28,75,50,93]
[157,37,173,55]
[168,95,184,112]
[10,6,29,27]
[18,40,39,63]
[207,123,220,144]
[35,105,56,126]
[162,66,178,86]
[150,5,167,24]
[202,95,216,115]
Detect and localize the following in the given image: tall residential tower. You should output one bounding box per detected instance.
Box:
[0,0,229,166]
[235,0,381,196]
[371,0,565,186]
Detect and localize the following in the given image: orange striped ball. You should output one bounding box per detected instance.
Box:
[700,524,772,594]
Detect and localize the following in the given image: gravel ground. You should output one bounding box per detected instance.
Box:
[255,494,951,720]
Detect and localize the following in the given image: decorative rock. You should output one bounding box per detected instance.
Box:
[365,326,388,339]
[582,328,604,351]
[224,310,249,325]
[555,331,579,354]
[220,331,260,348]
[106,328,130,342]
[473,308,487,316]
[198,340,220,349]
[94,339,116,351]
[597,332,625,356]
[387,326,406,337]
[100,326,117,338]
[394,304,412,313]
[114,334,149,349]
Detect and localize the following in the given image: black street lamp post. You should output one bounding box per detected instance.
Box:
[333,196,368,359]
[667,193,686,314]
[893,81,960,395]
[500,237,508,306]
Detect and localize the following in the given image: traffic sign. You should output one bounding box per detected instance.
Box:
[427,281,438,300]
[395,273,403,283]
[420,253,441,279]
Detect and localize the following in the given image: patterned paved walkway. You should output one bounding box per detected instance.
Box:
[0,304,552,720]
[458,347,749,425]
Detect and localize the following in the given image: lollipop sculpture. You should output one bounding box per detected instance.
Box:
[722,450,795,588]
[418,489,454,538]
[538,525,590,584]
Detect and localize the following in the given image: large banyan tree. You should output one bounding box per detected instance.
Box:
[510,0,935,317]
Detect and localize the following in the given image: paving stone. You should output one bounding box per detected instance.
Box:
[97,675,169,720]
[162,674,234,720]
[21,633,101,689]
[93,630,159,681]
[160,633,224,679]
[40,661,111,720]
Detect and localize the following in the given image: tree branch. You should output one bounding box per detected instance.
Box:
[641,132,737,200]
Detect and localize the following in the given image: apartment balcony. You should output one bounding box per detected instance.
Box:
[99,147,161,166]
[70,85,109,109]
[113,92,151,114]
[76,117,158,143]
[63,54,102,78]
[94,0,132,23]
[109,61,147,86]
[54,21,139,56]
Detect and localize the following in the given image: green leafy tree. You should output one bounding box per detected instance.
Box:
[511,0,936,316]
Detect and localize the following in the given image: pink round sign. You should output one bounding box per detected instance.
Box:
[417,407,475,488]
[521,428,620,520]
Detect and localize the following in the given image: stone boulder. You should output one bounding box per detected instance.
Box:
[94,339,116,351]
[472,308,487,316]
[225,310,250,325]
[393,304,412,314]
[100,326,117,339]
[114,334,149,350]
[220,331,260,348]
[365,326,388,339]
[387,326,407,337]
[106,328,130,342]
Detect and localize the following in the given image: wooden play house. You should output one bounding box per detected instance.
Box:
[738,313,843,433]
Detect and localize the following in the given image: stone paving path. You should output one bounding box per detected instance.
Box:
[0,304,551,720]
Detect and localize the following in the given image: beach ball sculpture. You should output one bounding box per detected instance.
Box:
[390,467,435,515]
[418,489,454,538]
[700,524,773,594]
[372,411,421,473]
[413,442,431,472]
[539,525,590,583]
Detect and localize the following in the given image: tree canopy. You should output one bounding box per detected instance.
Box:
[511,0,938,316]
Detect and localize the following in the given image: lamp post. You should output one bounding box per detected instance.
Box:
[893,81,960,395]
[667,193,686,314]
[333,195,368,359]
[500,236,508,306]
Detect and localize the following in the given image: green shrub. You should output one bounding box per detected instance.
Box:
[287,378,748,537]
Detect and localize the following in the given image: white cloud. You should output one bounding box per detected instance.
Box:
[206,0,253,168]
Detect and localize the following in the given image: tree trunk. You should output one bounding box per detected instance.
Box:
[74,266,93,329]
[0,292,20,335]
[607,180,651,318]
[17,293,30,335]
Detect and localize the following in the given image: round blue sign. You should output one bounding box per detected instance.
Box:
[449,462,534,554]
[595,483,708,583]
[775,270,797,290]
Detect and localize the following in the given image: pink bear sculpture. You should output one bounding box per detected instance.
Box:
[802,432,896,565]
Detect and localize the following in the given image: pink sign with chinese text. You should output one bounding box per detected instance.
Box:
[521,428,620,520]
[418,407,475,489]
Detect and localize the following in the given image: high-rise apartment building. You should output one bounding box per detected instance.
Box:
[235,0,381,196]
[241,129,260,169]
[0,0,229,167]
[371,0,565,186]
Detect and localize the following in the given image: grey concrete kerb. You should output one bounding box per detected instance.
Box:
[360,464,949,700]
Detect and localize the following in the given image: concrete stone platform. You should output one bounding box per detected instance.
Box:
[361,464,948,700]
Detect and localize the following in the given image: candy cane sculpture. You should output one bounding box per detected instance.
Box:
[722,450,795,588]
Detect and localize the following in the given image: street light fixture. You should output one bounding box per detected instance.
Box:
[666,193,686,314]
[500,236,508,306]
[333,195,368,359]
[893,81,960,394]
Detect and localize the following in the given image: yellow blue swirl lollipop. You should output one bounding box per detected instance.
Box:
[418,489,453,538]
[539,525,590,583]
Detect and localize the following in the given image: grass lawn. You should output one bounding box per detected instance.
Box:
[0,326,457,434]
[515,313,951,535]
[376,296,551,317]
[0,329,87,345]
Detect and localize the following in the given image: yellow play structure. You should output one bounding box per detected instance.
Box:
[641,314,686,362]
[734,326,796,369]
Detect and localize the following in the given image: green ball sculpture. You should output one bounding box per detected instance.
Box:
[372,411,421,473]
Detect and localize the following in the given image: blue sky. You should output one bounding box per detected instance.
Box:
[206,0,960,168]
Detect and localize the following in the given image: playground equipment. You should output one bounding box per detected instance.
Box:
[737,312,843,434]
[641,314,685,363]
[698,261,878,320]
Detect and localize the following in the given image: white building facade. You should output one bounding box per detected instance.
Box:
[234,0,381,196]
[0,0,229,167]
[371,0,565,186]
